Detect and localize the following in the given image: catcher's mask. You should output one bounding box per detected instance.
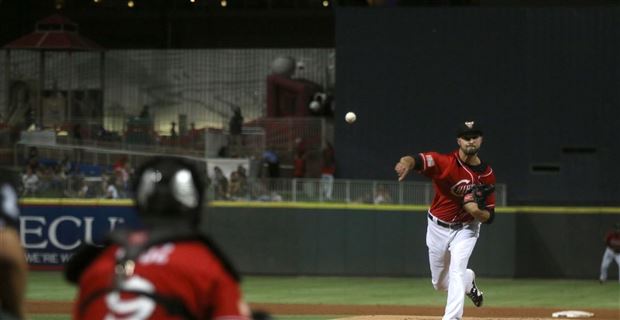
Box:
[132,156,205,228]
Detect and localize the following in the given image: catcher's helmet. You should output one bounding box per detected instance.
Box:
[132,157,205,228]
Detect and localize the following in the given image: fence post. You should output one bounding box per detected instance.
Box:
[292,178,297,202]
[346,180,350,203]
[424,184,431,205]
[320,118,326,149]
[399,182,403,205]
[372,180,377,204]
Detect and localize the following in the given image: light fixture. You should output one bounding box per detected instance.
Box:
[127,0,135,8]
[220,0,227,7]
[322,0,329,7]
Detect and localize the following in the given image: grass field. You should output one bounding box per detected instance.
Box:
[26,271,620,320]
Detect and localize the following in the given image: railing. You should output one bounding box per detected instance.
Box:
[209,178,508,206]
[17,172,507,207]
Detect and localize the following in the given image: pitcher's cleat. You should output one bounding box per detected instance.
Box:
[466,278,484,307]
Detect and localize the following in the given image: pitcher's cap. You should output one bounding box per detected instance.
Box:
[456,121,483,138]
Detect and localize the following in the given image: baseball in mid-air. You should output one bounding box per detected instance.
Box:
[345,112,357,123]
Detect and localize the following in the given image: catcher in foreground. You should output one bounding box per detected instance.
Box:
[66,157,254,320]
[395,120,496,320]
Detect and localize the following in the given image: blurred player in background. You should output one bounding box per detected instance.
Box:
[599,222,620,284]
[65,156,252,320]
[0,179,27,320]
[395,121,496,320]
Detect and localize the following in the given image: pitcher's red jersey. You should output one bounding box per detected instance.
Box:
[74,241,249,320]
[417,150,496,223]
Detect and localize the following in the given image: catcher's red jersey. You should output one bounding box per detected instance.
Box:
[74,241,250,320]
[417,150,496,223]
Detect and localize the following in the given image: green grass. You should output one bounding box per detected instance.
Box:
[31,315,70,320]
[26,272,620,319]
[26,271,77,301]
[242,276,620,309]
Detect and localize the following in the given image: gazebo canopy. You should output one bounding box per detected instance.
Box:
[3,14,103,51]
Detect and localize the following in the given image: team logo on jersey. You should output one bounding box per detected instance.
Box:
[465,121,474,128]
[450,179,472,196]
[425,155,435,167]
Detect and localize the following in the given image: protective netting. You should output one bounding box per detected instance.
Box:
[1,48,335,135]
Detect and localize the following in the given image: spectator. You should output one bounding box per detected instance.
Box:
[262,150,280,178]
[237,165,249,196]
[374,185,392,204]
[77,178,90,198]
[228,171,242,199]
[59,154,73,176]
[228,107,244,157]
[37,165,54,193]
[213,166,229,200]
[294,137,306,158]
[321,141,336,200]
[112,156,128,172]
[0,180,27,320]
[26,146,39,172]
[293,150,306,179]
[103,177,119,199]
[50,165,66,193]
[21,166,39,196]
[65,157,253,320]
[113,156,131,193]
[170,121,178,142]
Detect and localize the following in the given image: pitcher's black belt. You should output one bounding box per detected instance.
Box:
[428,213,463,230]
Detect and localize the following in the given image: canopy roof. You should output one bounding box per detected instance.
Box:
[3,14,103,51]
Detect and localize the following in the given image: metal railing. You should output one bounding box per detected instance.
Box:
[209,178,508,206]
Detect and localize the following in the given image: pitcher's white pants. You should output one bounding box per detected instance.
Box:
[426,215,480,320]
[599,247,620,283]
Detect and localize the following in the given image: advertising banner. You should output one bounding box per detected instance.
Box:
[20,199,139,269]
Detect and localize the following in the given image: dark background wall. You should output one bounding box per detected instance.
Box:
[205,206,619,279]
[334,7,620,205]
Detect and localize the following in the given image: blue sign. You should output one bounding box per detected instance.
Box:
[19,200,140,269]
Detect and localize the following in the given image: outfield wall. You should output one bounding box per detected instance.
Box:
[206,203,619,279]
[18,199,620,279]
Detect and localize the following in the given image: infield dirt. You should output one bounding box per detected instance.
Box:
[26,301,619,319]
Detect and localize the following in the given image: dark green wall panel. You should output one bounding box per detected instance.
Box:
[203,206,619,279]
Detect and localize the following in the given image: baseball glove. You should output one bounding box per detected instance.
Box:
[463,184,495,209]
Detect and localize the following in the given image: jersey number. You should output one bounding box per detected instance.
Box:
[104,276,155,319]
